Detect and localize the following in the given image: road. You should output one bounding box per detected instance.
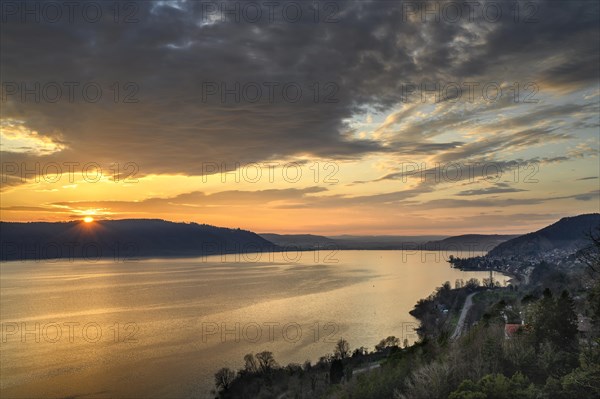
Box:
[353,361,381,375]
[451,292,477,340]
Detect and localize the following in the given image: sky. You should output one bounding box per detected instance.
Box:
[1,0,599,235]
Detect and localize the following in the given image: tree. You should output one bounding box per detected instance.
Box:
[243,353,258,373]
[555,290,579,349]
[578,227,600,276]
[318,354,333,366]
[396,361,453,399]
[214,367,235,391]
[302,360,312,371]
[482,337,503,374]
[375,336,400,352]
[538,342,578,379]
[353,346,368,357]
[255,351,277,374]
[533,288,556,349]
[466,278,480,290]
[532,288,579,358]
[439,281,452,297]
[310,372,319,392]
[588,282,600,331]
[483,277,494,288]
[285,363,302,374]
[502,336,537,380]
[447,379,487,399]
[334,338,350,359]
[330,358,344,384]
[448,373,537,399]
[579,228,600,331]
[345,365,354,382]
[559,363,600,398]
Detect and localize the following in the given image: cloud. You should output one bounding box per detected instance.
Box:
[1,1,598,233]
[456,186,529,196]
[407,190,600,209]
[45,187,328,214]
[573,190,600,202]
[1,0,598,178]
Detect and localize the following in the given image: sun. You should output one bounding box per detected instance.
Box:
[83,216,94,223]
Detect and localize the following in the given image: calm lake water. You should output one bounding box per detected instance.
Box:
[0,250,506,398]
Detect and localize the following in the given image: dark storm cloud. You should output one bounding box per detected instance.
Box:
[1,0,598,178]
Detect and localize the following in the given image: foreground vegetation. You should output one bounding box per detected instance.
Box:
[212,232,600,398]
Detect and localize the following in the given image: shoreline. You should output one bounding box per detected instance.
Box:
[0,248,489,263]
[452,266,521,285]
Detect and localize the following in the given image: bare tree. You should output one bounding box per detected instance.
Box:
[214,367,235,391]
[255,351,277,374]
[395,361,452,399]
[243,353,258,373]
[334,338,350,359]
[465,278,480,290]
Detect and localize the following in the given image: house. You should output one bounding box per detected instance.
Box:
[504,323,522,339]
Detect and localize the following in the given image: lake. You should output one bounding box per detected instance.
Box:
[0,250,506,398]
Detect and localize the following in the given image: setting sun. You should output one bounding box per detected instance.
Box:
[83,216,94,223]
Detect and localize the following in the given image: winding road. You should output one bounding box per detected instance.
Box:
[451,292,477,340]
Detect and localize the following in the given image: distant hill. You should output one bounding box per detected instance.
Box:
[0,219,277,261]
[328,235,446,243]
[6,215,595,262]
[260,234,449,250]
[421,234,519,252]
[259,234,337,250]
[260,233,515,251]
[489,213,600,258]
[330,235,447,250]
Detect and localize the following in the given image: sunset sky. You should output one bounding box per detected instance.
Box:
[1,0,599,235]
